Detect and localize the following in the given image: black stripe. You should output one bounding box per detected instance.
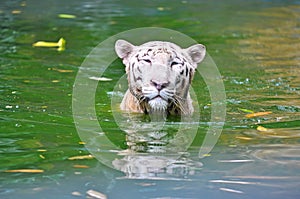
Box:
[137,66,142,73]
[185,67,189,77]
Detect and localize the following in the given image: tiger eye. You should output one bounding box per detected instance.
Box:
[143,59,151,63]
[171,61,180,67]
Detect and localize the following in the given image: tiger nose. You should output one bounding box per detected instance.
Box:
[150,79,170,91]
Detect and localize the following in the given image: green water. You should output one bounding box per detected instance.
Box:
[1,0,300,198]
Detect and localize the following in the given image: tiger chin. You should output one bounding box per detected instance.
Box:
[115,39,206,116]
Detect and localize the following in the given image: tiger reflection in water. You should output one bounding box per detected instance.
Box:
[112,128,203,178]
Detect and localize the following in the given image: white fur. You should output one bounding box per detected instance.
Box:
[115,39,206,115]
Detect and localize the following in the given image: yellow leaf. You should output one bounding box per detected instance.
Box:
[245,111,272,118]
[57,38,66,51]
[32,38,66,51]
[52,80,60,83]
[68,155,94,160]
[73,164,90,168]
[58,14,76,19]
[238,108,254,113]
[37,149,47,152]
[236,136,253,140]
[33,41,57,47]
[257,126,268,132]
[52,68,74,73]
[12,10,22,14]
[5,169,44,173]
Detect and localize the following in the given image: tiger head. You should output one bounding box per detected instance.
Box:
[115,39,206,115]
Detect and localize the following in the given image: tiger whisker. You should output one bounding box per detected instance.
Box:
[137,95,146,103]
[173,95,187,115]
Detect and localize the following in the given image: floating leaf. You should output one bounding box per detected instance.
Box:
[210,180,256,185]
[73,164,90,168]
[89,76,112,81]
[12,10,22,14]
[236,136,253,140]
[58,14,76,19]
[71,192,82,196]
[37,149,47,152]
[33,38,66,51]
[220,187,244,194]
[238,108,254,113]
[245,111,272,118]
[68,154,94,160]
[51,80,60,83]
[33,40,59,47]
[52,68,74,73]
[86,190,107,199]
[5,169,44,173]
[257,125,268,132]
[136,182,156,187]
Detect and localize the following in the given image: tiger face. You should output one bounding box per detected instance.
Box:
[115,40,206,115]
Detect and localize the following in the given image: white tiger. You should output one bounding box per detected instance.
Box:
[115,39,206,115]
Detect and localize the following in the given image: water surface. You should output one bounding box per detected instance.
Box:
[0,0,300,198]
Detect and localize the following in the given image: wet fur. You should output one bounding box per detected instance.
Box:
[115,40,206,116]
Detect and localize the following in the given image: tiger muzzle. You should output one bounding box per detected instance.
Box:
[150,79,170,92]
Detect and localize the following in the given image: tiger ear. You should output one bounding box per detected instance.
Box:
[115,39,135,59]
[186,44,206,65]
